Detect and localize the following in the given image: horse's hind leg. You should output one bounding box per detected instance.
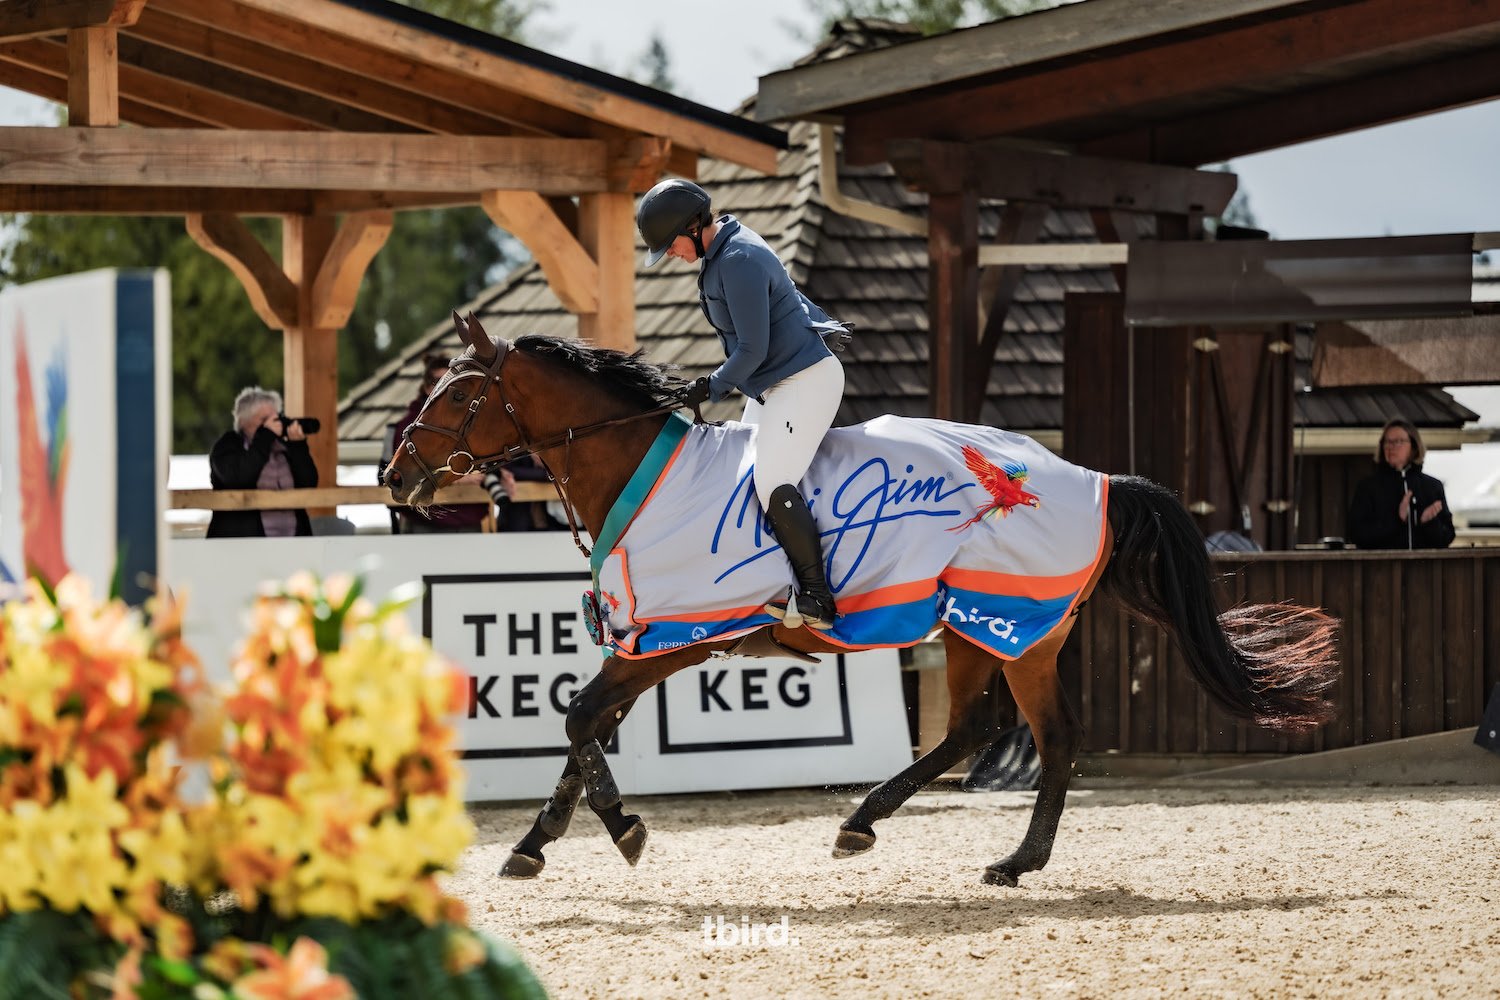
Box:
[834,632,1004,857]
[499,695,641,879]
[981,623,1083,887]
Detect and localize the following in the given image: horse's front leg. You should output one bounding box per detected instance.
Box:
[498,694,641,879]
[504,647,707,878]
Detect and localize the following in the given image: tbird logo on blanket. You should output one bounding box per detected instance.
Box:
[948,446,1040,532]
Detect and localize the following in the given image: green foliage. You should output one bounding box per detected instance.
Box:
[0,907,123,1000]
[805,0,1061,37]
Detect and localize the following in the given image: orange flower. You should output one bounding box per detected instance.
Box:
[232,938,356,1000]
[109,945,144,1000]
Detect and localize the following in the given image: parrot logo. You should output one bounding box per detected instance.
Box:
[947,445,1040,532]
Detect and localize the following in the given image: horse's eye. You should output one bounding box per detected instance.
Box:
[449,387,467,403]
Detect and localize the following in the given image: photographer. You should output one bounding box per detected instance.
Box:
[207,386,319,538]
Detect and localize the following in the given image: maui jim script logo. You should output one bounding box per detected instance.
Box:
[711,458,974,588]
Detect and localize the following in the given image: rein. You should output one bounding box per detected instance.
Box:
[399,338,679,558]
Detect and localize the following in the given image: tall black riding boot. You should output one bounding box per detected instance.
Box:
[763,483,837,630]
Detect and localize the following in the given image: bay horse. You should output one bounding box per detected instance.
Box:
[383,314,1339,887]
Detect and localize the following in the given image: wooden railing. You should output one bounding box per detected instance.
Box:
[1057,548,1500,755]
[169,481,554,510]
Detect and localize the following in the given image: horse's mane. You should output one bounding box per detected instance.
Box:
[510,334,684,409]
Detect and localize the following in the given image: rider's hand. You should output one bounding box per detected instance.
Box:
[680,376,711,408]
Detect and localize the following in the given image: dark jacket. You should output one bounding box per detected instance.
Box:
[206,426,319,538]
[494,456,562,532]
[1347,461,1455,550]
[391,396,489,530]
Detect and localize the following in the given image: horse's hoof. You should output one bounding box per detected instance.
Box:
[615,816,648,867]
[832,828,876,859]
[981,864,1019,887]
[498,851,545,879]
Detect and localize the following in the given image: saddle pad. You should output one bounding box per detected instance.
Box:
[592,412,1108,661]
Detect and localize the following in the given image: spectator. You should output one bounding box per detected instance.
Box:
[489,455,563,532]
[392,353,490,534]
[1347,417,1455,550]
[207,387,318,538]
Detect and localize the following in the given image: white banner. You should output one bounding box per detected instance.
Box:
[0,270,170,604]
[167,532,912,801]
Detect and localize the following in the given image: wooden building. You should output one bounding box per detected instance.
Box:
[0,0,785,491]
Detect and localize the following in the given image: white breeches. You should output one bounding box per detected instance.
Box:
[740,355,845,508]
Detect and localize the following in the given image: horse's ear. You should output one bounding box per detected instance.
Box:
[452,310,472,349]
[466,311,497,363]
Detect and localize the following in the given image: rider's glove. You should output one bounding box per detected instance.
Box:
[680,376,712,408]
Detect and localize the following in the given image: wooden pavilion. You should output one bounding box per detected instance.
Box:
[0,0,785,486]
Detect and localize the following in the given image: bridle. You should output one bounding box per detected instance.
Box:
[398,337,679,557]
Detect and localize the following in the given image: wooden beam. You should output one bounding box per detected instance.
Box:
[310,210,393,329]
[0,0,143,43]
[1312,315,1500,387]
[0,57,203,127]
[113,34,416,133]
[131,8,522,137]
[0,184,482,215]
[754,0,1307,121]
[66,25,116,125]
[2,38,316,130]
[284,214,340,511]
[927,187,978,422]
[1081,44,1500,166]
[577,192,636,351]
[169,481,551,510]
[607,136,672,193]
[844,0,1500,151]
[482,189,600,313]
[886,139,1237,216]
[0,128,611,193]
[973,201,1049,418]
[194,0,782,173]
[185,212,298,328]
[149,0,619,140]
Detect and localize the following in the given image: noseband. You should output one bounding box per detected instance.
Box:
[398,338,679,556]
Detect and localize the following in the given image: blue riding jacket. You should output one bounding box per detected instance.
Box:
[698,216,843,403]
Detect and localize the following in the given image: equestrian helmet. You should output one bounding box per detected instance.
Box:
[637,179,713,266]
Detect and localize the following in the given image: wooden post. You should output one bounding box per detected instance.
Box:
[283,214,339,514]
[927,189,978,421]
[67,25,118,126]
[577,192,637,351]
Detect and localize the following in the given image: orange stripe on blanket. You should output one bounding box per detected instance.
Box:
[940,564,1094,601]
[836,578,940,613]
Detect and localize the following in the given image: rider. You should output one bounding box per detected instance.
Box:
[637,178,848,630]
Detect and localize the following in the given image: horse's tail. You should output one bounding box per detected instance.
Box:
[1097,475,1339,733]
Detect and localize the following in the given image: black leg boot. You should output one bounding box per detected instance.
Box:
[763,483,837,630]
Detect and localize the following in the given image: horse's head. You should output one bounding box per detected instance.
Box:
[383,311,520,508]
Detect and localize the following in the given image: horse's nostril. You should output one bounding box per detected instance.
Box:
[387,469,402,490]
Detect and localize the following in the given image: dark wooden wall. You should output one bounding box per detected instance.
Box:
[1297,453,1382,545]
[1055,549,1500,754]
[1063,292,1297,550]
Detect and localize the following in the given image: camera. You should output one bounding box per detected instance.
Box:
[277,414,321,435]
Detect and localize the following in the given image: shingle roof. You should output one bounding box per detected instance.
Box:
[338,18,1476,449]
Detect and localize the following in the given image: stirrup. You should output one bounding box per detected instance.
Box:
[765,587,835,630]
